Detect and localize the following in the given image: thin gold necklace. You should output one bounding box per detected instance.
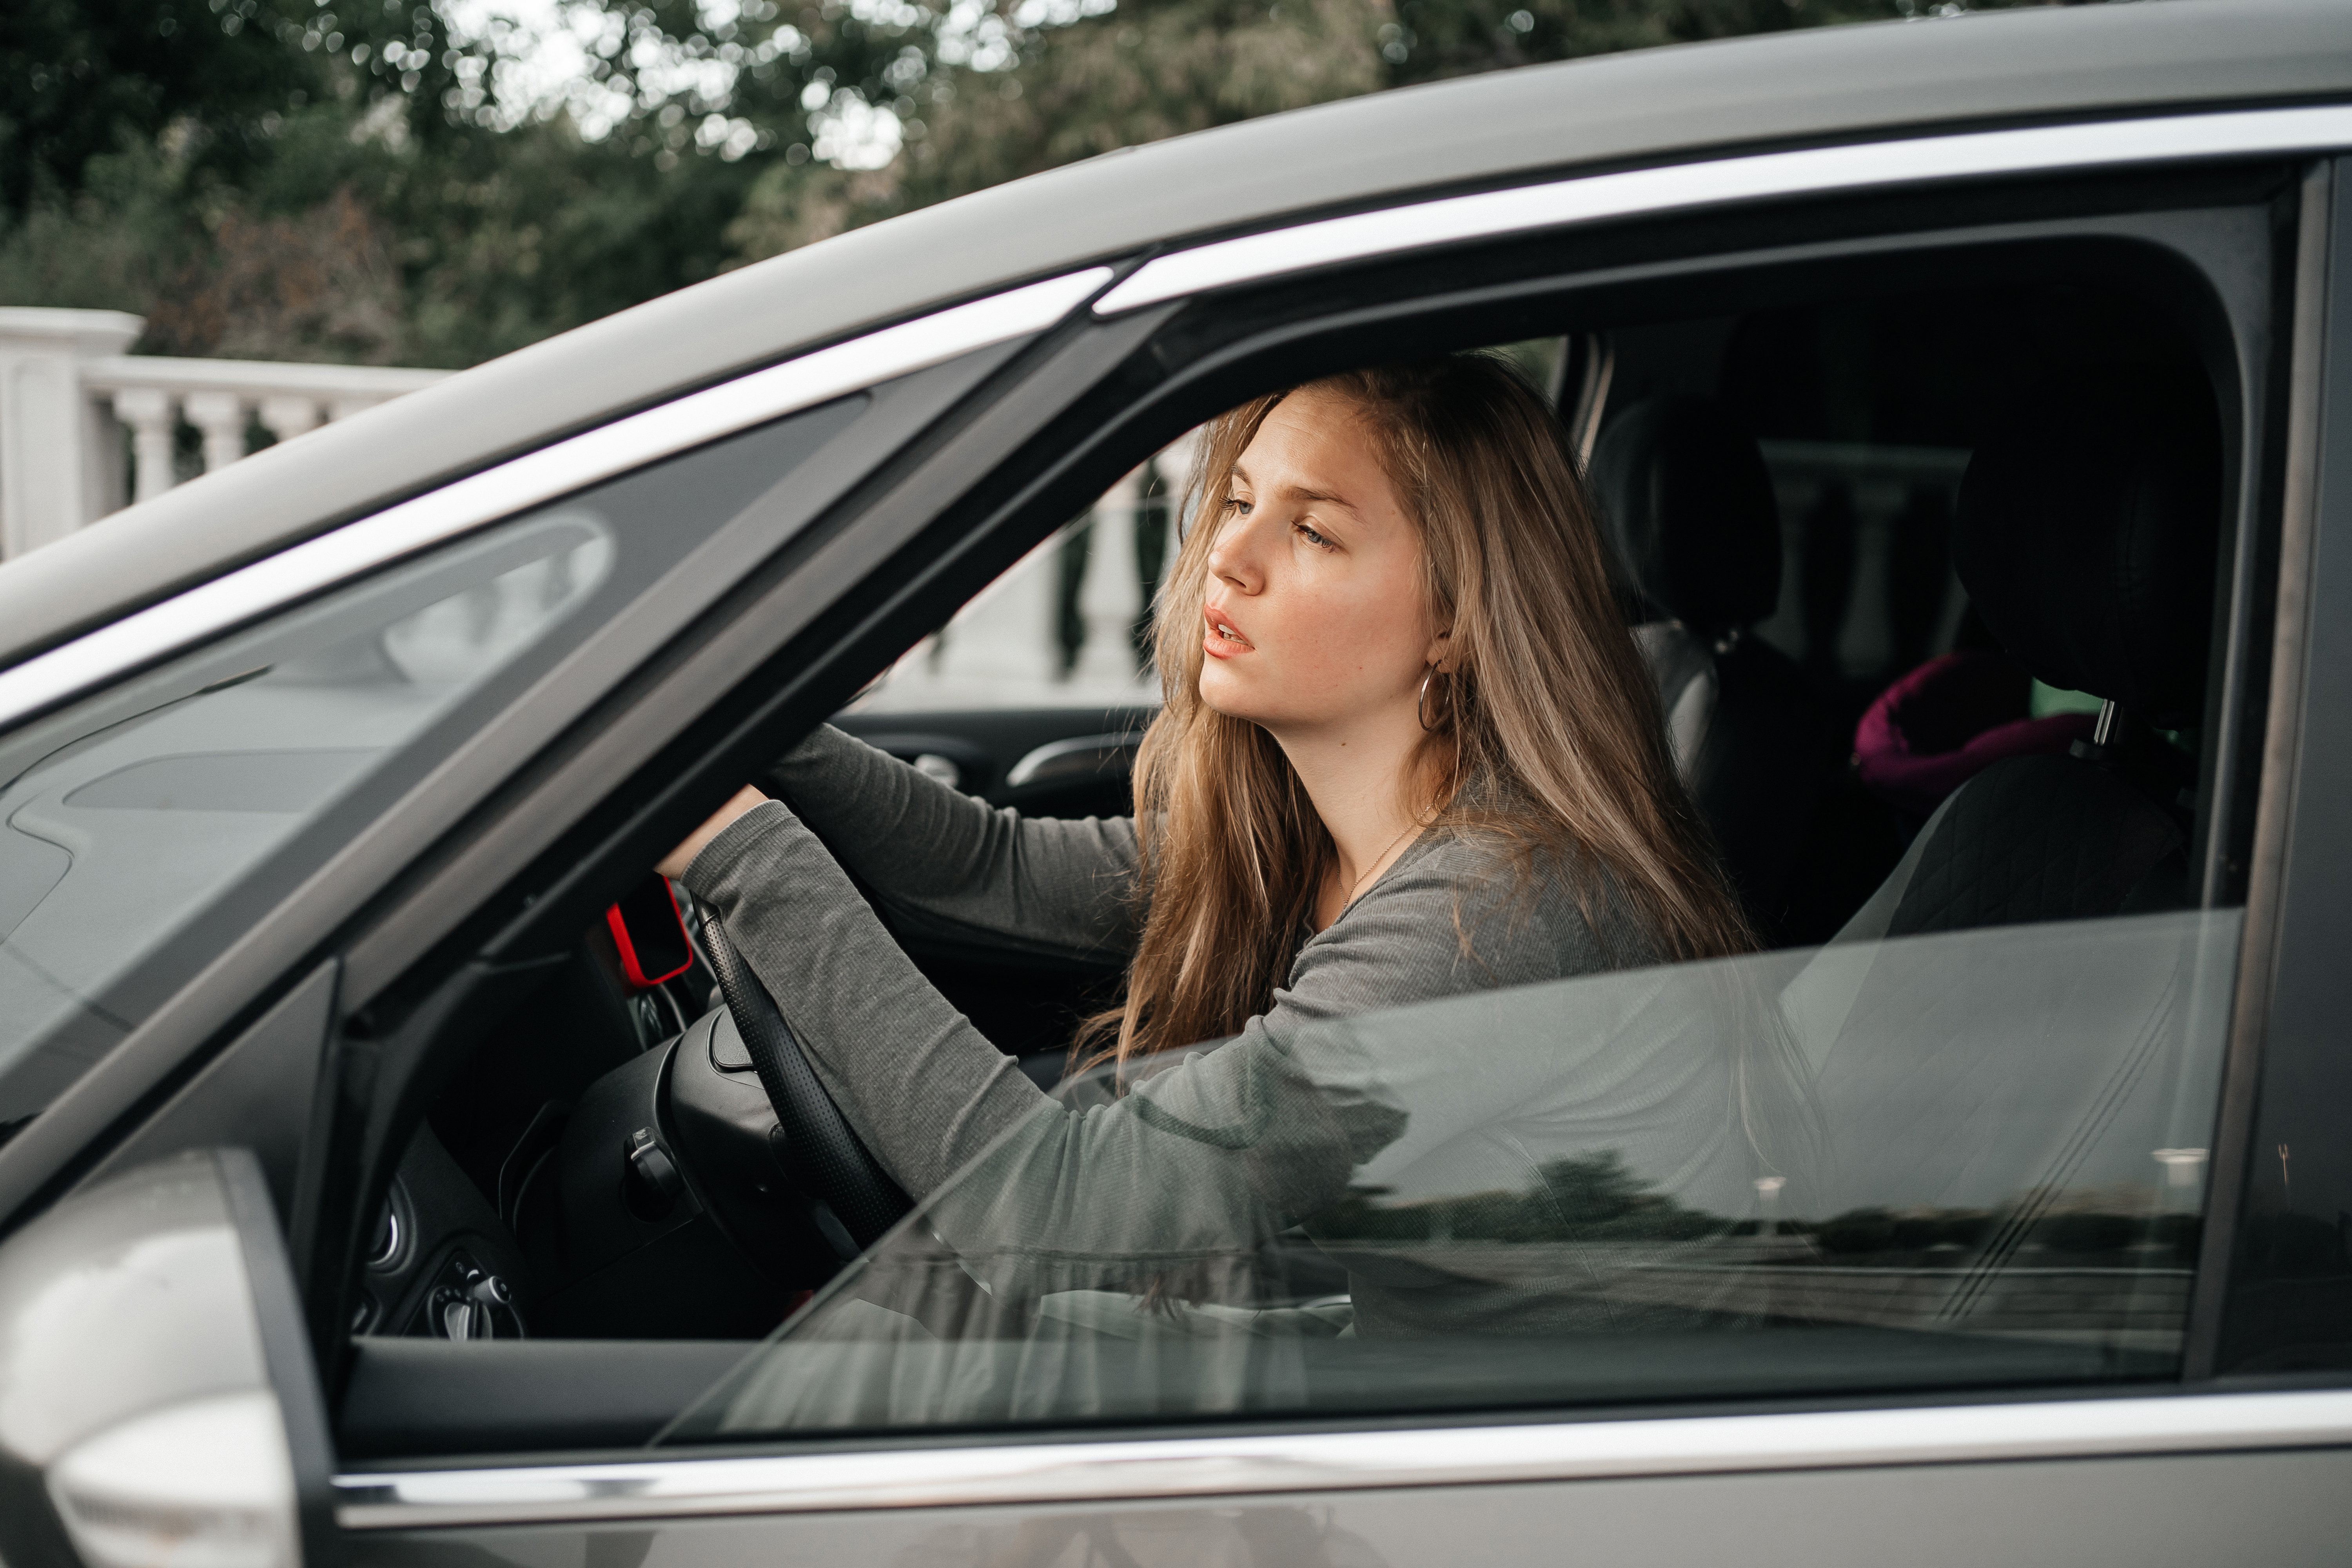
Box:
[1336,815,1428,912]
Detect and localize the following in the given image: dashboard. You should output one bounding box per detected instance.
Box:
[362,712,1142,1345]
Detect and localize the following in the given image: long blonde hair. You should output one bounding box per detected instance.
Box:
[1079,354,1752,1078]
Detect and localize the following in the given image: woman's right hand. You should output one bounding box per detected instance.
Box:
[656,784,771,880]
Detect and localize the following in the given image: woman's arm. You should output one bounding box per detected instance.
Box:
[680,807,1639,1281]
[682,797,1054,1196]
[670,724,1142,965]
[681,798,1374,1291]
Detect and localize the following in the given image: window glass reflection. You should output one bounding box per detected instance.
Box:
[666,908,2234,1438]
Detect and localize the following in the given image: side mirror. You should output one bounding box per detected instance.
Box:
[0,1149,336,1568]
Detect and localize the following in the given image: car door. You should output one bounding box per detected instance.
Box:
[305,122,2352,1568]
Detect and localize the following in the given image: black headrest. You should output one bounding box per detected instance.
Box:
[1590,396,1781,636]
[1953,376,2222,728]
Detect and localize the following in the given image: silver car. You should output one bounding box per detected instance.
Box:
[2,2,2350,1563]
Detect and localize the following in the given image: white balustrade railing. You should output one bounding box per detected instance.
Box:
[0,306,447,561]
[855,430,1200,714]
[2,305,1187,714]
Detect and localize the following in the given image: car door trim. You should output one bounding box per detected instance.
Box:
[2182,162,2337,1381]
[1092,105,2352,316]
[333,1387,2352,1528]
[0,268,1114,736]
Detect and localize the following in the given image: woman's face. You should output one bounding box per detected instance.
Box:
[1198,391,1445,740]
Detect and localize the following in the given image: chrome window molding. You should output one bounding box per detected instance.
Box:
[335,1388,2352,1528]
[0,267,1114,735]
[1092,105,2352,317]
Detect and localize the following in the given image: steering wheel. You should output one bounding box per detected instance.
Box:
[700,916,913,1255]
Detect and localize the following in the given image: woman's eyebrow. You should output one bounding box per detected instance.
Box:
[1231,462,1359,515]
[1289,485,1355,510]
[1276,482,1360,519]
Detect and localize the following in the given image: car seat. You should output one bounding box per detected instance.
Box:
[1859,376,2221,938]
[1590,395,1831,934]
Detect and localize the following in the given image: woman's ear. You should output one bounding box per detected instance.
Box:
[1424,628,1454,671]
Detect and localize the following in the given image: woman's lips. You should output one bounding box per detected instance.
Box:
[1204,606,1254,658]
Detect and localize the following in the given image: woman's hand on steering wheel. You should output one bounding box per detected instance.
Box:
[657,784,771,879]
[653,780,918,1255]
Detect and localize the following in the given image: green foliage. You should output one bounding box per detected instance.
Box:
[1314,1149,1730,1245]
[1379,0,1915,86]
[0,0,2083,365]
[1815,1205,1992,1254]
[0,89,761,365]
[374,122,762,365]
[0,0,470,216]
[1813,1201,2204,1261]
[0,139,190,316]
[727,0,1387,260]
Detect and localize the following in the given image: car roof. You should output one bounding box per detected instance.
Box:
[3,0,2347,673]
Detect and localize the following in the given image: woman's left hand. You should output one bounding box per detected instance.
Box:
[655,784,772,879]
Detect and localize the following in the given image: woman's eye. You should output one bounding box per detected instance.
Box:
[1294,522,1335,550]
[1224,495,1251,517]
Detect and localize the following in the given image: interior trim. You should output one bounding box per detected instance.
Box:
[0,268,1114,735]
[1092,105,2352,316]
[334,1387,2352,1528]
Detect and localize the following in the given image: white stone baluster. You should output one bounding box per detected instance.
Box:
[0,307,142,556]
[0,314,451,560]
[258,394,320,444]
[949,532,1061,691]
[182,390,248,474]
[1158,426,1204,551]
[1074,466,1145,686]
[112,388,178,505]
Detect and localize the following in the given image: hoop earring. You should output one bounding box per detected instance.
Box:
[1418,668,1452,733]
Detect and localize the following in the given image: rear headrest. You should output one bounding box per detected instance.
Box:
[1952,376,2222,728]
[1589,396,1781,636]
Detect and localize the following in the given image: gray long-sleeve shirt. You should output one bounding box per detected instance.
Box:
[681,725,1712,1345]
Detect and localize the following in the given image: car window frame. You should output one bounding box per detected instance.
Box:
[2201,155,2352,1380]
[333,171,2303,1452]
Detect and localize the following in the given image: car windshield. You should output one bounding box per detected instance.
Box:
[0,515,613,1135]
[0,392,873,1143]
[662,902,2234,1440]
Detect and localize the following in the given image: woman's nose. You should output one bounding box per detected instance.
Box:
[1207,516,1267,594]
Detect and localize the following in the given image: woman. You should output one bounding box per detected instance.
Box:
[658,354,1757,1349]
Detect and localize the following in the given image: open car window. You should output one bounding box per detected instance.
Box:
[661,905,2234,1440]
[828,442,1195,824]
[849,439,1194,719]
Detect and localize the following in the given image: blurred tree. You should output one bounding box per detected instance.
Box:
[715,0,2059,263]
[3,0,307,216]
[0,3,762,366]
[726,0,1386,261]
[0,0,2067,366]
[0,0,470,216]
[1377,0,1929,85]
